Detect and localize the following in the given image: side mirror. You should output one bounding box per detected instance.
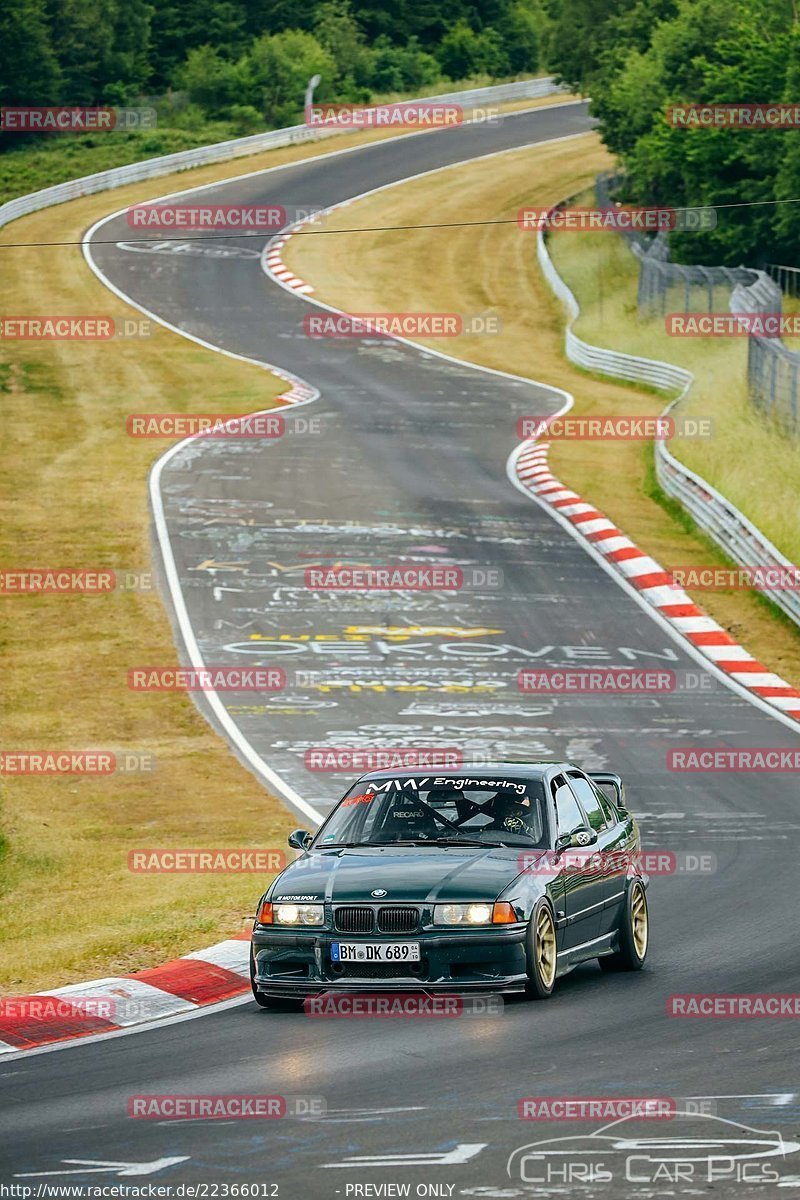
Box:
[556,826,598,852]
[287,829,312,851]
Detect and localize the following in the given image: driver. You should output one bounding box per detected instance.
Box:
[426,787,478,826]
[484,790,540,840]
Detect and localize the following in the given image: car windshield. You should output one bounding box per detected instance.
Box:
[313,775,549,848]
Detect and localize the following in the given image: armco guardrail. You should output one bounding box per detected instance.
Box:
[537,219,800,628]
[655,419,800,623]
[536,224,691,393]
[0,77,562,231]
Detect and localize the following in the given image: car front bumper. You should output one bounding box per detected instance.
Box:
[251,924,529,996]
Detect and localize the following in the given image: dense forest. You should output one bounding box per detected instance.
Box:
[1,0,798,264]
[547,0,800,265]
[0,0,548,125]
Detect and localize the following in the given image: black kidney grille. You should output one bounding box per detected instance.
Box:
[334,906,374,933]
[377,906,419,933]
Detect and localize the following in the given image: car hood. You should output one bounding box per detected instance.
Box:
[268,845,548,904]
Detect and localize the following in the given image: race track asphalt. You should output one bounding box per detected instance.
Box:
[3,102,800,1197]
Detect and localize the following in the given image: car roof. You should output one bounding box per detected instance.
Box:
[357,761,569,783]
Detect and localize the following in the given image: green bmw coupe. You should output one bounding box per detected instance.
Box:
[251,762,649,1008]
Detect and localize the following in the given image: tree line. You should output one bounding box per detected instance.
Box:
[547,0,800,266]
[0,0,547,129]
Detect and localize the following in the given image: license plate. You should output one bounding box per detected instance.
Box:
[331,941,421,964]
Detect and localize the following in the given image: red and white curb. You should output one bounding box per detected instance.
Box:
[275,373,317,404]
[263,200,356,295]
[264,229,315,294]
[514,440,800,722]
[0,934,251,1053]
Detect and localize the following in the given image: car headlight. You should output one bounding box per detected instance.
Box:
[257,901,324,926]
[276,902,324,926]
[434,902,494,925]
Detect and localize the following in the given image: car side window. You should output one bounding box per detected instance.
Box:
[594,787,618,828]
[567,774,608,832]
[554,784,584,837]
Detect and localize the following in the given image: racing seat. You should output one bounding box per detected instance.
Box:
[372,791,440,842]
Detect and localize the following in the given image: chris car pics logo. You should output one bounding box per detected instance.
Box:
[507,1111,800,1187]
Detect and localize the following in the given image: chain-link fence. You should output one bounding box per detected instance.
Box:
[767,263,800,298]
[598,176,800,436]
[594,171,652,255]
[747,337,800,435]
[637,238,763,317]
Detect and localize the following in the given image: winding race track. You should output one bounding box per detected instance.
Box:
[3,102,800,1196]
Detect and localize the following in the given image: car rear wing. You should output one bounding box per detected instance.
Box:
[586,771,628,815]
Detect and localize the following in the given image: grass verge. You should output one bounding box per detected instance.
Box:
[282,130,800,689]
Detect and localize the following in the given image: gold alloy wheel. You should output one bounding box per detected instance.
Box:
[631,883,649,959]
[535,905,557,988]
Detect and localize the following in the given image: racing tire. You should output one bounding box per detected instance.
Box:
[525,899,557,999]
[599,878,648,972]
